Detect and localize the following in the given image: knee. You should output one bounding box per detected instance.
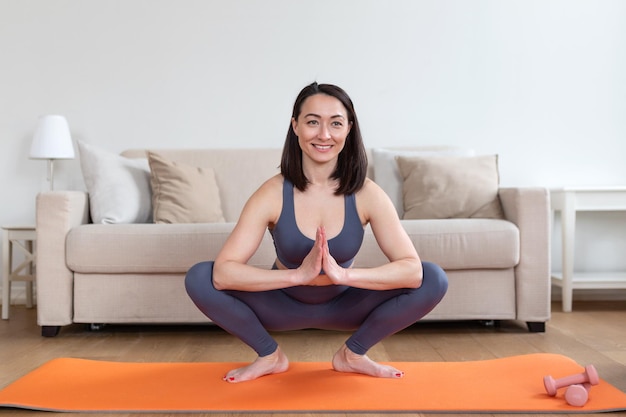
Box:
[185,261,214,298]
[422,261,448,298]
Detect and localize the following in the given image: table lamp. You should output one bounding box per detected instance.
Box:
[29,115,75,190]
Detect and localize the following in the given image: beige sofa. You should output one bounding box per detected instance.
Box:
[35,147,551,337]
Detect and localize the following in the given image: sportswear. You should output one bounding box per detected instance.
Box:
[270,179,364,270]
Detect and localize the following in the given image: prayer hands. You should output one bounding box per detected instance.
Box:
[297,226,347,286]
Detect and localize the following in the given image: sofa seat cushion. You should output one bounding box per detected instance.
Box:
[355,218,519,270]
[67,219,519,274]
[408,219,519,270]
[66,224,276,274]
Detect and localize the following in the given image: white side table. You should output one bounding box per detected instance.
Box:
[2,225,37,319]
[550,187,626,312]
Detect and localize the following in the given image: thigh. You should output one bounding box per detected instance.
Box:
[315,287,410,331]
[226,288,327,331]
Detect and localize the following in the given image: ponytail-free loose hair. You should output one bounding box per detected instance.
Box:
[280,82,368,195]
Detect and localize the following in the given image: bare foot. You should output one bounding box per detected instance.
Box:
[223,347,289,383]
[332,344,404,378]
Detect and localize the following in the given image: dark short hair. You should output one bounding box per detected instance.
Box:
[280,82,368,195]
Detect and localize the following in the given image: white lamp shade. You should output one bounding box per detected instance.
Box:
[29,115,75,159]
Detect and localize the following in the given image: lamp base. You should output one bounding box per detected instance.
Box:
[46,159,55,191]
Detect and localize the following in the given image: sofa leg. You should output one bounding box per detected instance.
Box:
[41,326,60,337]
[526,321,546,332]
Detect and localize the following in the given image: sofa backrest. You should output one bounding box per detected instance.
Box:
[121,146,470,222]
[122,148,283,222]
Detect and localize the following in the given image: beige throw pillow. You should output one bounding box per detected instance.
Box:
[372,147,476,217]
[396,154,504,220]
[147,151,225,224]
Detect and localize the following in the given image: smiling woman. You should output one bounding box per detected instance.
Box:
[294,94,350,165]
[184,82,449,384]
[281,82,368,196]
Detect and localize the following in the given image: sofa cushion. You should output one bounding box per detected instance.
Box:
[121,149,282,222]
[371,147,475,217]
[78,141,152,224]
[66,223,277,274]
[66,219,519,274]
[396,154,504,220]
[355,219,519,270]
[147,151,225,224]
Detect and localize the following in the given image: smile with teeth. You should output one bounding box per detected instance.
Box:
[313,144,332,150]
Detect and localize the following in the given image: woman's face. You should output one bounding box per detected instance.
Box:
[292,93,352,165]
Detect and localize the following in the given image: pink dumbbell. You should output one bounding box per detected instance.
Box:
[543,364,599,396]
[565,383,591,407]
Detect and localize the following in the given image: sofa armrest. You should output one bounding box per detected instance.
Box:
[498,187,551,324]
[36,191,90,328]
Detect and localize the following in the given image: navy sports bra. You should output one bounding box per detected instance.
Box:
[270,179,364,270]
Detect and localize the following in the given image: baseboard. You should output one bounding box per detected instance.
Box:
[0,282,34,306]
[550,286,626,301]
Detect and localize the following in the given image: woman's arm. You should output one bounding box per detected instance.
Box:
[213,176,321,291]
[323,179,423,290]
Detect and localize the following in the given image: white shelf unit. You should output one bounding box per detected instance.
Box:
[550,187,626,312]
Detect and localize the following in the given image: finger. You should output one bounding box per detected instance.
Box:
[320,227,330,253]
[316,226,323,244]
[317,226,326,251]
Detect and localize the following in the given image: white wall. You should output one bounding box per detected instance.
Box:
[1,0,626,293]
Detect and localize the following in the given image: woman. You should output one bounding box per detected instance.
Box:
[185,82,448,383]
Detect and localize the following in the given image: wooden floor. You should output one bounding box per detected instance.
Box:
[1,301,625,417]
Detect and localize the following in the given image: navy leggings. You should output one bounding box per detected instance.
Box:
[185,261,448,357]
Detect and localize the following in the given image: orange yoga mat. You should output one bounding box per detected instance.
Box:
[1,353,625,413]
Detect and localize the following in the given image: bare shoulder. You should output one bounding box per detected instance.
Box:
[240,174,284,225]
[254,174,283,198]
[217,174,284,264]
[357,178,390,203]
[356,178,398,222]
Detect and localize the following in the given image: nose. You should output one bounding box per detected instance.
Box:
[318,123,331,140]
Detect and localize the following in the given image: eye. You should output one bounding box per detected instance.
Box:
[307,120,319,126]
[331,121,344,128]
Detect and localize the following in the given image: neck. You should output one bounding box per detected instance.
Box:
[302,159,337,187]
